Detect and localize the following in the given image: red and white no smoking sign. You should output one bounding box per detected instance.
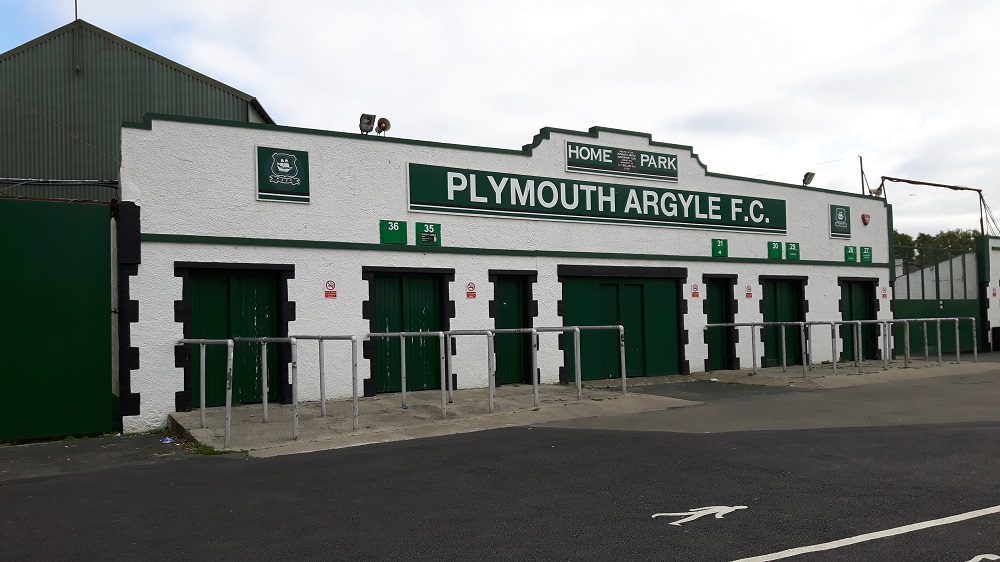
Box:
[324,280,337,299]
[467,282,476,299]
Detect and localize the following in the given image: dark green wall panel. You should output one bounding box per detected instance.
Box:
[0,199,112,440]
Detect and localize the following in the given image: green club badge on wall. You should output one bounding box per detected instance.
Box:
[829,204,851,239]
[258,146,310,203]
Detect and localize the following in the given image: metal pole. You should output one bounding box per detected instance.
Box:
[574,328,582,400]
[831,323,838,375]
[318,339,326,417]
[224,340,234,450]
[882,321,889,370]
[291,338,298,440]
[261,341,269,423]
[780,323,787,373]
[438,334,447,419]
[445,335,453,404]
[954,319,961,364]
[972,317,979,362]
[531,330,539,407]
[936,319,942,365]
[799,322,807,376]
[923,321,929,363]
[487,332,495,413]
[199,343,206,429]
[904,321,911,367]
[400,335,408,409]
[351,337,359,431]
[751,324,758,375]
[806,323,813,369]
[855,321,862,374]
[618,325,627,395]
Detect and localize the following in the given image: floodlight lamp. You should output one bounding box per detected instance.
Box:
[359,114,376,134]
[802,172,815,186]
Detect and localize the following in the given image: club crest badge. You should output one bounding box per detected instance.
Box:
[269,152,300,185]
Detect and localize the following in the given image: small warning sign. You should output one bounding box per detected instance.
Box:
[881,287,888,299]
[993,287,997,298]
[325,280,337,299]
[745,284,753,299]
[467,282,476,299]
[691,283,700,298]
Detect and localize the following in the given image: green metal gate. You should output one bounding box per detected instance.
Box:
[371,273,443,393]
[562,276,681,380]
[493,276,531,384]
[705,278,736,370]
[892,245,977,353]
[840,280,877,361]
[189,269,278,407]
[1,199,113,440]
[761,279,805,367]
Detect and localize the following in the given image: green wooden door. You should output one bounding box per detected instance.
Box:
[563,277,680,380]
[706,278,736,370]
[372,274,443,393]
[0,199,113,440]
[189,269,278,407]
[840,281,876,361]
[494,276,530,385]
[761,280,804,367]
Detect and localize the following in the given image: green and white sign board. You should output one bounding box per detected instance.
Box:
[860,246,872,263]
[380,220,406,245]
[257,146,309,203]
[416,222,441,247]
[711,239,728,257]
[565,141,678,182]
[785,242,800,260]
[767,241,783,259]
[844,246,857,262]
[408,164,786,234]
[829,204,851,239]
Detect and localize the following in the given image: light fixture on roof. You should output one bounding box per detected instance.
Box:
[359,114,376,134]
[802,172,815,186]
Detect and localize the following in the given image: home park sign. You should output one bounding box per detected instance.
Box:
[408,163,787,234]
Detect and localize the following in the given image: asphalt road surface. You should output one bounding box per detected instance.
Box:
[2,372,999,561]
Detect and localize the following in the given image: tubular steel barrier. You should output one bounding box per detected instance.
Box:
[571,325,628,396]
[176,338,234,449]
[490,328,540,406]
[445,330,497,412]
[705,317,977,376]
[233,337,300,441]
[366,331,448,418]
[294,335,359,431]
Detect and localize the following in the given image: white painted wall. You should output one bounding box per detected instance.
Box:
[120,119,893,431]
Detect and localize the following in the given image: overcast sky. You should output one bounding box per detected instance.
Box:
[3,0,997,236]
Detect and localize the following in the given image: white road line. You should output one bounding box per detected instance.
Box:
[732,505,1000,562]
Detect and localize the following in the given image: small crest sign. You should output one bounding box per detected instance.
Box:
[829,204,851,239]
[257,146,310,203]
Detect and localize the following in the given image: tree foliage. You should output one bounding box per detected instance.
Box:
[893,228,979,266]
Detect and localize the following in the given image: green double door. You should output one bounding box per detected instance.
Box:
[761,279,805,367]
[840,281,877,361]
[189,269,278,407]
[494,276,532,385]
[371,273,443,393]
[562,276,681,380]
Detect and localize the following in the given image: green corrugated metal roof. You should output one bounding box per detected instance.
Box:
[0,19,275,182]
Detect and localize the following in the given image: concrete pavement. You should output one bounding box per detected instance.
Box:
[168,353,1000,457]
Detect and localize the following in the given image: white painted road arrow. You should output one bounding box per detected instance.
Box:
[651,505,748,526]
[964,555,999,562]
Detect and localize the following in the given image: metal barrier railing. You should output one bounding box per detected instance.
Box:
[176,338,234,448]
[445,330,497,411]
[232,337,300,441]
[294,335,359,430]
[705,317,977,376]
[366,331,448,418]
[546,325,627,397]
[488,328,540,405]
